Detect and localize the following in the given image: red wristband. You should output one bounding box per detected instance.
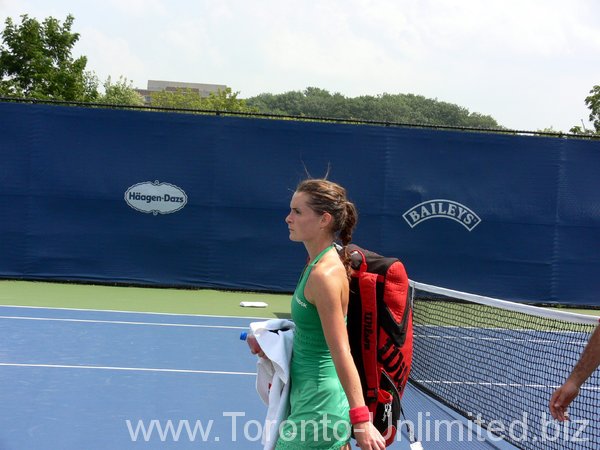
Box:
[349,406,370,424]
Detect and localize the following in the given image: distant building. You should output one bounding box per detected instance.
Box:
[136,80,228,106]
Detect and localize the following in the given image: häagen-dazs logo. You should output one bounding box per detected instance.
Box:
[125,181,187,215]
[403,199,481,231]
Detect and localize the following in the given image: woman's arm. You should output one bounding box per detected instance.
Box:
[309,268,364,407]
[307,267,385,450]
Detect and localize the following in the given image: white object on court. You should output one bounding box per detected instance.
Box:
[240,301,269,307]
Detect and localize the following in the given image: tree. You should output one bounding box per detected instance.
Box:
[248,91,306,116]
[202,87,258,113]
[150,87,203,110]
[99,76,144,106]
[584,85,600,134]
[247,88,502,129]
[570,85,600,135]
[150,86,257,113]
[0,14,98,101]
[537,126,561,134]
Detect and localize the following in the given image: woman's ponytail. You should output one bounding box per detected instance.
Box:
[338,201,358,246]
[338,201,358,279]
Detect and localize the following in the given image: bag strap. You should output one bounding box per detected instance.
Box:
[358,270,379,409]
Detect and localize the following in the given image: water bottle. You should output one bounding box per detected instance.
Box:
[240,330,262,355]
[241,325,291,357]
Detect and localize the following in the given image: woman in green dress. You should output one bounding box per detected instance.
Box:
[275,178,385,449]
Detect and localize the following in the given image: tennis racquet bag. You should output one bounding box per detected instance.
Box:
[342,244,413,447]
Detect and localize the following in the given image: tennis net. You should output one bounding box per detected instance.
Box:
[409,281,600,450]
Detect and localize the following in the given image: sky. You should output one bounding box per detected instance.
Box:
[1,0,599,132]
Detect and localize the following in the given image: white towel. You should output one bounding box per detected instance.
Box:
[250,319,295,450]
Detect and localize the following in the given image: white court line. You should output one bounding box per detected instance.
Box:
[414,380,600,390]
[415,334,555,342]
[0,315,246,329]
[415,325,592,334]
[413,334,586,344]
[0,362,255,376]
[0,304,272,320]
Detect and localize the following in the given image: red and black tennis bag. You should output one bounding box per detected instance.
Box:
[342,244,413,446]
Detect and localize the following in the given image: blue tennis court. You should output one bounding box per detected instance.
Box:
[0,306,263,449]
[0,304,522,449]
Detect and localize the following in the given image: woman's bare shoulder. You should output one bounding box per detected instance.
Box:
[306,253,346,299]
[314,251,346,278]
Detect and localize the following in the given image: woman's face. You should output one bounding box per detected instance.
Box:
[285,191,323,242]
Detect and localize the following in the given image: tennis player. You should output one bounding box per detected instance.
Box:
[249,178,385,449]
[549,324,600,421]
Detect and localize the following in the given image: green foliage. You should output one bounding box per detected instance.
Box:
[537,126,561,134]
[150,87,258,113]
[585,85,600,134]
[99,76,144,106]
[570,85,600,135]
[0,14,99,101]
[203,87,258,113]
[150,87,202,109]
[247,88,501,129]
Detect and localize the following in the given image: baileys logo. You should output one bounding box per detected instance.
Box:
[125,181,187,215]
[403,199,481,231]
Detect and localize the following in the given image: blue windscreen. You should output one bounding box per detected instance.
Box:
[1,102,598,305]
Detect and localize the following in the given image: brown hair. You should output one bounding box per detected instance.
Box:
[296,178,358,276]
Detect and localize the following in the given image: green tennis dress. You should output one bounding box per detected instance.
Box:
[276,246,350,449]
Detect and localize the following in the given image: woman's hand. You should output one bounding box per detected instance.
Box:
[246,334,266,358]
[353,421,386,449]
